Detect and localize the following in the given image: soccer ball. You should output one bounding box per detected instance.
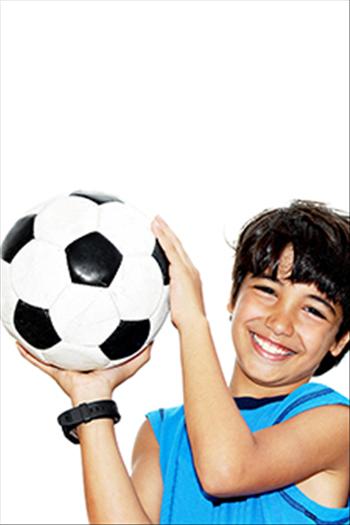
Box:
[1,190,170,371]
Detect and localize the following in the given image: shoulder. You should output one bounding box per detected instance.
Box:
[132,408,181,482]
[131,419,164,525]
[145,404,185,444]
[273,381,349,425]
[132,417,161,475]
[289,381,348,402]
[271,382,349,470]
[229,386,349,496]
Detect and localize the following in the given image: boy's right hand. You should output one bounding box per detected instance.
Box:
[16,341,153,405]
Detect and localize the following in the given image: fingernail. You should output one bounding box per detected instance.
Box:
[152,220,160,231]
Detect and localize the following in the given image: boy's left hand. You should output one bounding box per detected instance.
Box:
[16,340,153,405]
[151,216,206,330]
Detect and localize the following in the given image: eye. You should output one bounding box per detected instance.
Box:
[253,285,276,295]
[304,306,327,320]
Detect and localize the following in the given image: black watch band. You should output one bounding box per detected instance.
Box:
[57,400,121,444]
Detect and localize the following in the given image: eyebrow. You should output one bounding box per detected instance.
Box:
[258,274,337,316]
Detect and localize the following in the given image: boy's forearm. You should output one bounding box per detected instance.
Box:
[76,418,152,525]
[70,390,152,524]
[179,317,256,485]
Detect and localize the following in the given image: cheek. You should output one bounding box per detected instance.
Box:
[231,294,265,329]
[231,296,262,347]
[298,322,338,358]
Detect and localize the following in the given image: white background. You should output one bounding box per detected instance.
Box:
[1,1,349,524]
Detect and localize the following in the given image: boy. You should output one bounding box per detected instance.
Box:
[17,199,349,524]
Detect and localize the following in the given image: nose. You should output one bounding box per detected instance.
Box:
[265,307,294,337]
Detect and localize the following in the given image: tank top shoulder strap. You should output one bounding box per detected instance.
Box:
[272,382,349,425]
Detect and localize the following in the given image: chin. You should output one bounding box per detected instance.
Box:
[239,357,291,387]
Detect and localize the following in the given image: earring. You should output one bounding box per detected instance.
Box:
[229,314,232,321]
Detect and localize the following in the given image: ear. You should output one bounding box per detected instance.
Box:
[329,331,350,358]
[227,302,233,313]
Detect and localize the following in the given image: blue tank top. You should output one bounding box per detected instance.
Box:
[146,382,350,524]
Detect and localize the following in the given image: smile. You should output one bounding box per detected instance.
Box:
[250,332,296,361]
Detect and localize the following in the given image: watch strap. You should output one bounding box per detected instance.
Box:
[58,400,121,444]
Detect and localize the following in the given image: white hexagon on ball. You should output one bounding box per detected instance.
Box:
[109,255,164,320]
[35,195,99,248]
[98,201,155,256]
[50,283,121,347]
[11,239,70,309]
[42,341,111,371]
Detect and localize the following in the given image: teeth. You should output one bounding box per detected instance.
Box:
[253,334,292,356]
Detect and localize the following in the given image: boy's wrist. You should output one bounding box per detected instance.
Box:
[70,388,113,407]
[177,314,210,337]
[75,416,115,438]
[58,400,120,444]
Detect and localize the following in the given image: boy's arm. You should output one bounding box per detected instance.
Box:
[76,414,162,525]
[179,319,349,498]
[225,403,349,497]
[131,419,163,524]
[16,342,162,524]
[151,217,349,498]
[179,318,257,490]
[77,418,151,524]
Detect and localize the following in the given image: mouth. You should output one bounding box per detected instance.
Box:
[250,331,297,362]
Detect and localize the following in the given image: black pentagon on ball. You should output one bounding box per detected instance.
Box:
[1,214,36,263]
[70,190,124,205]
[14,300,61,349]
[100,320,151,360]
[65,231,123,287]
[152,240,170,285]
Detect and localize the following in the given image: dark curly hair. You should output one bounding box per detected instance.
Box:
[230,200,349,376]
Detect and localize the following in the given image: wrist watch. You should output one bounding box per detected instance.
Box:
[57,400,121,444]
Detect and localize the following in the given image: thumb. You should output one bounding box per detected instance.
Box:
[132,341,154,366]
[120,342,154,374]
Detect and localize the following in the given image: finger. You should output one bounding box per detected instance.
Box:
[152,217,193,266]
[128,342,153,365]
[112,347,152,380]
[153,216,185,253]
[108,341,153,371]
[16,342,59,377]
[131,342,153,367]
[152,220,182,262]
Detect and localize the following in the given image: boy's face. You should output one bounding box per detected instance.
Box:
[229,245,348,388]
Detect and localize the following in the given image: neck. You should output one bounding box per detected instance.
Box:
[229,363,310,398]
